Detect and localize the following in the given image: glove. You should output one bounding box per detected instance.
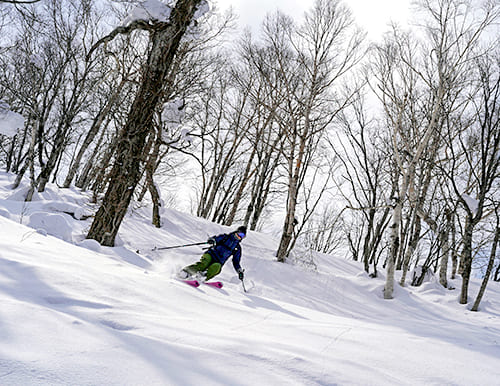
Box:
[238,268,245,281]
[207,237,216,246]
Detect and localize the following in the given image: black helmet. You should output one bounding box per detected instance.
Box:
[236,225,247,236]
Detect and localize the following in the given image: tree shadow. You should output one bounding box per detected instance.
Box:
[243,293,309,320]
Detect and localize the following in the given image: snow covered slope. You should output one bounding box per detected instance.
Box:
[0,171,499,385]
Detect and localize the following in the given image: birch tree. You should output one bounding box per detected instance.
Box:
[471,208,500,311]
[0,0,105,199]
[237,31,288,230]
[446,49,500,304]
[371,0,498,299]
[188,56,253,221]
[259,0,364,262]
[332,90,393,275]
[224,55,283,227]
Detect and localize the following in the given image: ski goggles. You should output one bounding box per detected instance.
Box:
[237,232,246,239]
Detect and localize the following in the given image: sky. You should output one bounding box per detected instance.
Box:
[215,0,411,40]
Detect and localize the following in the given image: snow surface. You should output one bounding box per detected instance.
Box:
[0,170,499,385]
[0,100,24,137]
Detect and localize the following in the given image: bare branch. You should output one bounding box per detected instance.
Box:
[86,19,161,61]
[0,0,41,3]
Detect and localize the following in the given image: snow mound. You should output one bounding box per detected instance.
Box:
[27,212,73,242]
[78,238,102,252]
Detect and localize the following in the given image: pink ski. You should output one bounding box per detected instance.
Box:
[180,279,200,287]
[203,281,223,289]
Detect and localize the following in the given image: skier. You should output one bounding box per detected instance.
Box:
[178,226,246,282]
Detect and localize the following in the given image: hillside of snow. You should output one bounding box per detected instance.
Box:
[0,171,499,385]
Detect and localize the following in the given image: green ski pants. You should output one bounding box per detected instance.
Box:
[185,253,222,280]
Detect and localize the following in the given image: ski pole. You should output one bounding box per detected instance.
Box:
[152,242,210,251]
[240,278,247,293]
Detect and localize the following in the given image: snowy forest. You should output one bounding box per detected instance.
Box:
[0,0,499,311]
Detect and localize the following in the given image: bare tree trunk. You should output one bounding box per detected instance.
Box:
[63,80,125,188]
[76,119,113,190]
[37,120,69,192]
[276,134,302,262]
[13,116,40,191]
[13,120,31,173]
[23,119,43,201]
[148,177,162,228]
[459,216,474,304]
[225,146,257,226]
[250,164,276,230]
[137,128,157,202]
[145,129,163,228]
[471,224,500,311]
[362,208,376,272]
[438,210,452,288]
[244,137,282,229]
[451,212,458,279]
[494,261,500,282]
[385,198,402,299]
[5,134,16,172]
[87,0,203,246]
[400,214,421,286]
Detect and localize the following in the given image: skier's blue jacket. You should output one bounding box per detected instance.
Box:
[207,233,242,272]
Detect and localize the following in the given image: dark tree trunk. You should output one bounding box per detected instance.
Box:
[87,0,202,246]
[494,261,500,282]
[451,213,458,279]
[76,121,114,191]
[225,146,257,226]
[37,121,69,192]
[63,81,125,188]
[471,225,500,311]
[459,216,474,304]
[5,134,16,172]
